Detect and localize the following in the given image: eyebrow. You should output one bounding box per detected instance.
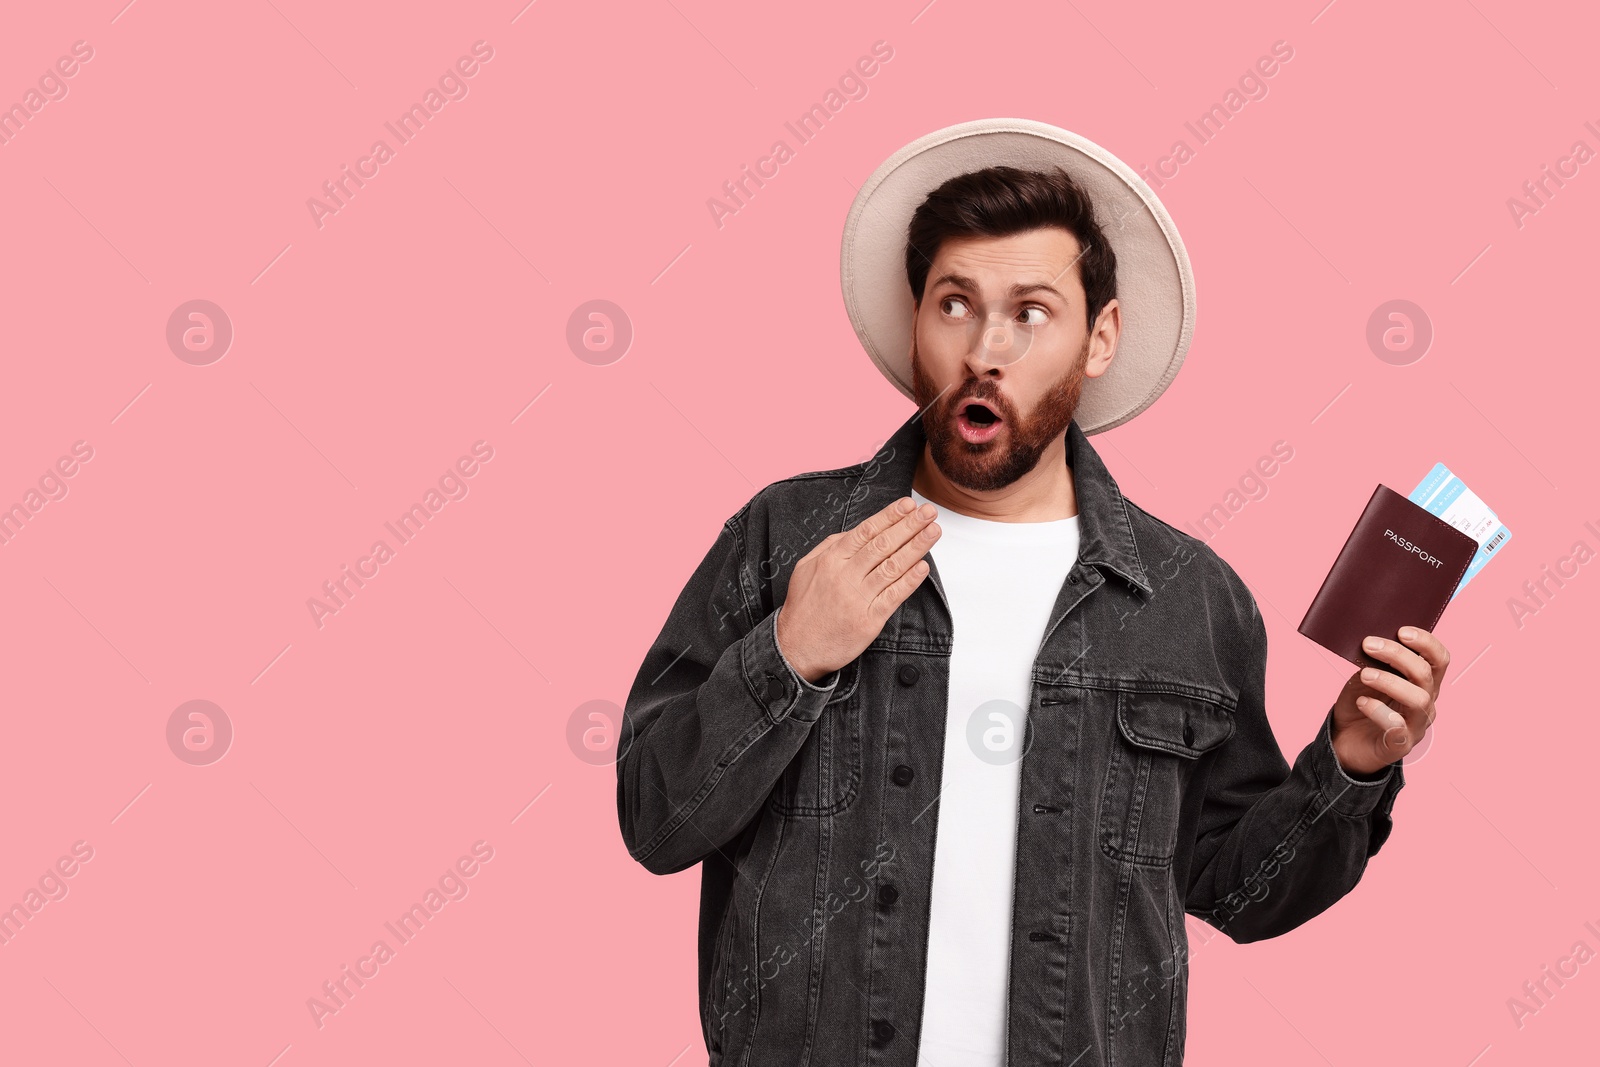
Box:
[929,272,1068,303]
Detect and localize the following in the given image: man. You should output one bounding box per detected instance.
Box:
[617,119,1444,1066]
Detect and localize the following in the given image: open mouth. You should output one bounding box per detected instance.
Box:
[955,399,1003,443]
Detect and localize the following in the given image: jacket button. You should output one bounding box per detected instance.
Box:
[765,674,786,703]
[877,884,899,906]
[1182,721,1195,746]
[892,765,915,786]
[1068,572,1080,584]
[872,1019,895,1042]
[897,664,919,686]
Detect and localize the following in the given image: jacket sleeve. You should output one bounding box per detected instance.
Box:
[616,513,840,875]
[1183,599,1405,943]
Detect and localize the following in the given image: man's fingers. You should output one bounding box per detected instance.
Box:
[1355,695,1414,751]
[872,556,931,619]
[1362,634,1432,692]
[863,518,940,598]
[846,499,938,574]
[1354,692,1405,732]
[846,497,917,555]
[1356,661,1430,721]
[1396,626,1451,690]
[1355,627,1448,761]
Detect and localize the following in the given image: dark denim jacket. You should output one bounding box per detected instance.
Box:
[617,408,1404,1066]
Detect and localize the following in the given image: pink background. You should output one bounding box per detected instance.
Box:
[1,0,1595,1063]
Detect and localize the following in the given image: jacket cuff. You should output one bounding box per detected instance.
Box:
[1309,704,1404,819]
[742,605,839,725]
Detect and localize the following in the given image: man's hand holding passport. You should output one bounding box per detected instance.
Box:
[1298,464,1508,777]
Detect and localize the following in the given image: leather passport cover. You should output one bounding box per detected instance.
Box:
[1297,484,1479,673]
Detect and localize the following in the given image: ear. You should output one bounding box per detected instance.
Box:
[1084,299,1121,379]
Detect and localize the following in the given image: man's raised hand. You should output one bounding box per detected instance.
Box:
[774,496,941,684]
[1330,626,1449,777]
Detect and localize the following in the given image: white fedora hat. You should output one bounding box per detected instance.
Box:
[839,117,1196,435]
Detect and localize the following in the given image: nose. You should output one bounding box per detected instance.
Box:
[967,311,1022,374]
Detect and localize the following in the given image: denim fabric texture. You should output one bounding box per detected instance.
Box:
[617,408,1404,1066]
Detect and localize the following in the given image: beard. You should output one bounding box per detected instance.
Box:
[911,333,1089,493]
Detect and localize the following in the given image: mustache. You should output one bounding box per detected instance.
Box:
[948,383,1011,417]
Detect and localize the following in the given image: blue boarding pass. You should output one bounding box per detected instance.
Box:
[1408,462,1511,599]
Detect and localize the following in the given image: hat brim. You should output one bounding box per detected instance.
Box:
[840,118,1196,435]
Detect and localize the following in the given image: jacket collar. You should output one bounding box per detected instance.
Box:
[843,407,1153,596]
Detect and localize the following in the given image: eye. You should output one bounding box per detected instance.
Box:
[1017,306,1048,326]
[939,296,972,319]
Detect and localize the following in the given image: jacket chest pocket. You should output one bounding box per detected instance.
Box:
[771,664,862,817]
[1099,688,1234,868]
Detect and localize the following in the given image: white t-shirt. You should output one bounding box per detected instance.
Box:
[911,487,1081,1066]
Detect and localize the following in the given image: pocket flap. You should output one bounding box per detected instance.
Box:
[1116,690,1234,758]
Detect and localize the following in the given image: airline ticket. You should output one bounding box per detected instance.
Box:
[1408,462,1511,599]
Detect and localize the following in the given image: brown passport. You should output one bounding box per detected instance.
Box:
[1297,484,1478,674]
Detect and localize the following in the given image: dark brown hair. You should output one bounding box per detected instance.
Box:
[905,164,1118,332]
